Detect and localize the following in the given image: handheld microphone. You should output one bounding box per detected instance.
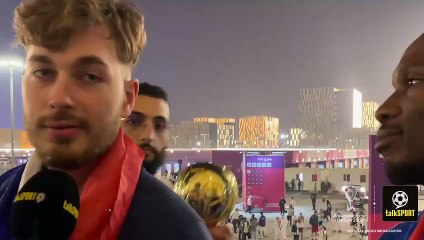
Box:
[10,169,80,240]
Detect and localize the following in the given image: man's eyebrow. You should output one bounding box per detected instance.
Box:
[27,55,108,67]
[74,55,108,67]
[153,116,168,122]
[28,54,54,65]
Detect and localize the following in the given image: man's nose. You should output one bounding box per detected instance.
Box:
[139,124,155,143]
[375,91,402,124]
[48,75,75,110]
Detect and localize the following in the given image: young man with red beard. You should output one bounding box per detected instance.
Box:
[0,0,213,239]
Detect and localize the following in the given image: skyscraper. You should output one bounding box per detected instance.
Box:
[170,122,217,148]
[362,102,380,133]
[193,117,235,148]
[239,116,279,148]
[298,88,365,148]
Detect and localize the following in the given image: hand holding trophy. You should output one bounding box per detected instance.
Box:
[174,162,238,226]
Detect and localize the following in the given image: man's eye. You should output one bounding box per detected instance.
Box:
[81,74,101,83]
[154,121,167,132]
[407,77,424,88]
[126,118,141,127]
[125,113,146,127]
[32,69,55,79]
[154,119,168,132]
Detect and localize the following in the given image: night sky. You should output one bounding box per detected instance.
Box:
[1,0,424,132]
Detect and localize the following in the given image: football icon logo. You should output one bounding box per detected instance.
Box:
[392,191,408,209]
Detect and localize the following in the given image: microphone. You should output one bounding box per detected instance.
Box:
[10,169,80,240]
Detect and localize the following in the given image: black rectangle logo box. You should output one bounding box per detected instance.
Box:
[382,185,418,222]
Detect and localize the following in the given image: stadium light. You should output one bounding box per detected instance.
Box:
[0,57,25,168]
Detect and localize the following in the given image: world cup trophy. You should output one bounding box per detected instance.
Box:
[174,162,239,226]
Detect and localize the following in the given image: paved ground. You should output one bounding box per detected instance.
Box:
[232,191,368,240]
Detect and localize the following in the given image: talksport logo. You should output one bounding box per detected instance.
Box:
[382,185,418,222]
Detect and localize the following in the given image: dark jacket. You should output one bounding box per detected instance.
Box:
[279,198,286,207]
[0,165,212,240]
[309,214,319,226]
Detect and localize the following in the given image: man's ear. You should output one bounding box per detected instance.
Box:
[121,79,139,118]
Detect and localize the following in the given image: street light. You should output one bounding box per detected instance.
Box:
[0,58,24,168]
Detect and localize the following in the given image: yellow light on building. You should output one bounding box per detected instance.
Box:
[362,102,380,132]
[239,116,279,148]
[193,117,236,148]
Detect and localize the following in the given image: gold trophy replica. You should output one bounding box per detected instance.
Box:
[174,162,239,226]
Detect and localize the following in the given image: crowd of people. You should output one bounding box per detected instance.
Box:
[228,193,370,240]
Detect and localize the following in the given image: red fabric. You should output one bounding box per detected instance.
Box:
[69,129,144,240]
[410,214,424,240]
[312,225,319,233]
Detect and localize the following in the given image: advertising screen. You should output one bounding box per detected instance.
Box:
[242,155,285,212]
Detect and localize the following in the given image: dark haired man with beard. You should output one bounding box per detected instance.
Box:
[377,34,424,239]
[122,82,234,240]
[122,82,169,176]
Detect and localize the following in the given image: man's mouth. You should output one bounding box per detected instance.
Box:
[375,128,403,153]
[44,120,81,128]
[44,121,82,138]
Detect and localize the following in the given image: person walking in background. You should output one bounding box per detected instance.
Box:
[318,209,325,226]
[311,192,317,210]
[258,212,266,239]
[239,216,244,240]
[297,180,302,191]
[309,211,319,239]
[321,199,326,214]
[274,217,281,240]
[291,179,295,191]
[280,216,289,240]
[287,205,294,226]
[291,219,300,240]
[279,197,287,215]
[290,196,296,208]
[326,200,332,220]
[230,208,241,234]
[247,195,253,213]
[297,213,305,240]
[242,218,251,240]
[318,225,328,240]
[250,214,258,240]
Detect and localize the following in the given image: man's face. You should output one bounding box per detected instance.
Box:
[122,95,170,174]
[23,25,137,169]
[376,34,424,184]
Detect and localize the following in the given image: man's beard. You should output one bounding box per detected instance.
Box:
[385,160,424,185]
[139,143,166,175]
[26,111,120,170]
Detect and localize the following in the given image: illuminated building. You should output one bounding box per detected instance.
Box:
[194,118,235,125]
[298,88,366,148]
[289,128,306,147]
[239,116,279,148]
[193,118,235,148]
[170,122,217,148]
[362,102,380,133]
